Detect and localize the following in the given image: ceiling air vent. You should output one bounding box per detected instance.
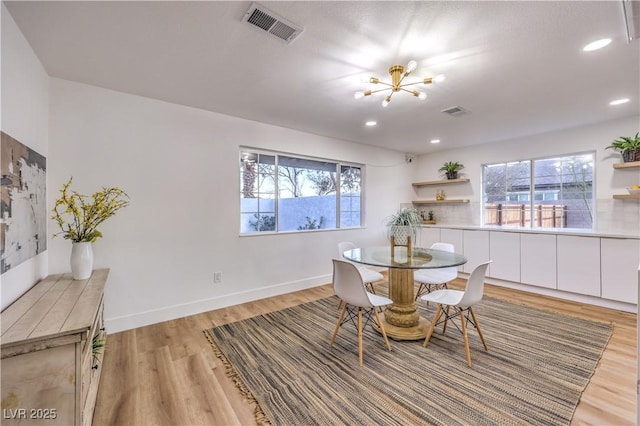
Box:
[242,3,303,44]
[441,106,470,117]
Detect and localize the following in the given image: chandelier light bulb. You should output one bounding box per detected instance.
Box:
[354,91,365,100]
[382,97,390,107]
[406,60,417,73]
[434,74,446,83]
[418,92,427,100]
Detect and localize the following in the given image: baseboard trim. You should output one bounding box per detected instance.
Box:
[457,273,636,313]
[105,274,332,333]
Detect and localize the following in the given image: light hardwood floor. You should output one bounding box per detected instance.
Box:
[92,279,637,426]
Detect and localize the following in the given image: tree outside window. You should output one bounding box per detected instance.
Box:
[240,150,362,233]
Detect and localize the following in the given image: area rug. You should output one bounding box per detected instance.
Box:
[204,296,612,426]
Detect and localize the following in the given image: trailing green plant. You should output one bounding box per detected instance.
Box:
[385,208,422,242]
[606,132,640,153]
[438,161,465,179]
[92,333,106,369]
[607,132,640,162]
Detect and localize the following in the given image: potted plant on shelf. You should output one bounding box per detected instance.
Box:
[386,207,422,246]
[426,210,436,224]
[606,132,640,162]
[439,161,465,179]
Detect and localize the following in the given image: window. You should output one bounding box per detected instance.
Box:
[240,149,362,233]
[483,153,594,229]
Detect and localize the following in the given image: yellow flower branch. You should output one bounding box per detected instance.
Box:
[52,177,129,243]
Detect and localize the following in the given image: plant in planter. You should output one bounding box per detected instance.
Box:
[606,132,640,162]
[385,208,422,245]
[422,210,436,224]
[91,333,106,369]
[438,161,465,179]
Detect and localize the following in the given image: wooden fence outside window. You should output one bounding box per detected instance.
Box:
[485,203,567,228]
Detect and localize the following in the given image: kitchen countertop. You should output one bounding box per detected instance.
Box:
[419,224,640,239]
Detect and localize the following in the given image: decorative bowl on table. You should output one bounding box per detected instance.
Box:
[626,187,640,195]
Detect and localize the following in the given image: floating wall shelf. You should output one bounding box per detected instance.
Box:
[612,161,640,169]
[412,178,470,187]
[413,199,470,205]
[612,194,640,200]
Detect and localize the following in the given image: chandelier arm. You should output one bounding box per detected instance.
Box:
[373,81,394,88]
[396,74,410,88]
[367,88,393,95]
[399,88,420,95]
[398,80,431,88]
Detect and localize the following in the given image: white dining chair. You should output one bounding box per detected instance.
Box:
[338,242,384,294]
[421,261,492,367]
[330,259,392,366]
[414,242,458,301]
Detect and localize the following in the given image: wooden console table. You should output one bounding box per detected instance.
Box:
[1,269,109,426]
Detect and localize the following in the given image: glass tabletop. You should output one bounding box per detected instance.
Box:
[343,246,467,269]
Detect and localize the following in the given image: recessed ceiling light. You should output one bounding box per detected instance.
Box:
[583,38,612,52]
[365,121,377,126]
[430,139,441,144]
[609,98,630,105]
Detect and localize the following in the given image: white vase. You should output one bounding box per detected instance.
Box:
[70,242,94,280]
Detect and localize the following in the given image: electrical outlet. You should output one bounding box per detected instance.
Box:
[214,272,222,283]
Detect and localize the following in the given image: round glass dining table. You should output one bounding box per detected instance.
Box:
[343,246,467,340]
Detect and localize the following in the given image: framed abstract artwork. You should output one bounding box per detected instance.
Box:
[1,131,47,274]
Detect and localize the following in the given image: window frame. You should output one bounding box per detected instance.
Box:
[239,147,365,235]
[481,151,596,229]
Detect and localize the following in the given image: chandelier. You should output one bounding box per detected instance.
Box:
[354,60,445,107]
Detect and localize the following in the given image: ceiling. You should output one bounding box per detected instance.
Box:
[4,1,639,155]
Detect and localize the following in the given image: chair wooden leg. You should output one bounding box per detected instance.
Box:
[442,305,451,334]
[460,308,472,367]
[357,308,364,366]
[414,283,425,301]
[330,304,347,347]
[373,308,391,351]
[423,304,442,347]
[469,307,488,351]
[366,282,376,294]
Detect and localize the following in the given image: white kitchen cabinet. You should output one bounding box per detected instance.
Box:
[520,233,557,289]
[557,235,600,297]
[418,227,440,248]
[440,228,464,272]
[601,237,640,304]
[489,231,520,282]
[462,230,490,274]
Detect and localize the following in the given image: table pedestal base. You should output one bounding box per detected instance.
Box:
[374,316,429,341]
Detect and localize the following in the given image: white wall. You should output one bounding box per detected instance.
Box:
[413,116,640,236]
[0,4,49,310]
[48,78,413,332]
